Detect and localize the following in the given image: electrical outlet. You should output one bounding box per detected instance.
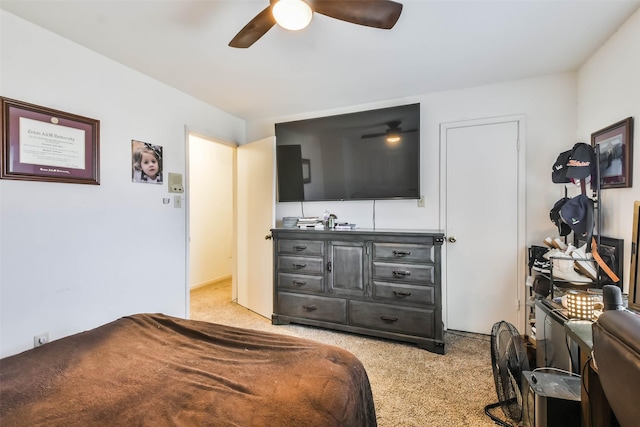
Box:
[34,332,49,348]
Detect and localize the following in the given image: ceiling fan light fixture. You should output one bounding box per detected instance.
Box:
[386,132,401,145]
[272,0,313,31]
[385,126,402,146]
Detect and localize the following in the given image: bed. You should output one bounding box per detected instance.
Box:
[0,313,377,426]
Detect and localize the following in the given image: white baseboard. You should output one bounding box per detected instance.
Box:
[190,274,232,290]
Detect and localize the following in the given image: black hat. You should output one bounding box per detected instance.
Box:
[533,275,551,298]
[566,143,594,180]
[550,197,572,236]
[560,194,594,237]
[552,149,572,183]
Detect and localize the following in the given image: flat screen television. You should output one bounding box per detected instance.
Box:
[275,103,421,202]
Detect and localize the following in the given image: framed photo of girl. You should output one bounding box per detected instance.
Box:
[131,140,163,184]
[0,97,100,185]
[591,117,634,189]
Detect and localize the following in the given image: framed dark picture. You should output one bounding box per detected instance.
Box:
[0,97,100,185]
[591,117,633,189]
[574,235,624,290]
[302,158,311,184]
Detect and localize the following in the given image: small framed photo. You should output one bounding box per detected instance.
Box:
[131,140,163,184]
[0,97,100,185]
[591,117,633,189]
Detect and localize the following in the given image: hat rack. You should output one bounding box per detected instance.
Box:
[548,144,605,300]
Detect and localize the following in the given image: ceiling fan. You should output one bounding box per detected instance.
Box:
[361,120,417,143]
[229,0,403,48]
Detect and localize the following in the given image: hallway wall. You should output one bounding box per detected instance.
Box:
[189,135,234,289]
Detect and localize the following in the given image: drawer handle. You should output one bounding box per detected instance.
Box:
[292,263,307,269]
[380,315,399,323]
[392,270,411,277]
[292,280,307,286]
[302,305,317,312]
[294,245,307,251]
[393,290,412,297]
[392,250,412,257]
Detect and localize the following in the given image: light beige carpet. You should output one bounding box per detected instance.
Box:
[190,281,510,427]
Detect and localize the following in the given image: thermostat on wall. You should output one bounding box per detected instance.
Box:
[168,173,184,193]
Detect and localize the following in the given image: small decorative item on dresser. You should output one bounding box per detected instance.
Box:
[334,223,356,230]
[282,217,298,228]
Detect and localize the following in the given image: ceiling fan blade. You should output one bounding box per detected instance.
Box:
[362,128,416,139]
[313,0,403,29]
[361,132,387,139]
[229,6,276,48]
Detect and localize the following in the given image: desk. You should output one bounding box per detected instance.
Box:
[564,320,619,427]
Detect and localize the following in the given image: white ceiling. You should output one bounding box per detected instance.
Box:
[2,0,639,121]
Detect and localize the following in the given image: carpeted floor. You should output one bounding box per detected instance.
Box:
[190,280,509,427]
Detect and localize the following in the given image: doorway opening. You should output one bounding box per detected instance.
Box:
[187,133,236,320]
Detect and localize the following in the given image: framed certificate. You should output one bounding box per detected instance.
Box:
[1,97,100,185]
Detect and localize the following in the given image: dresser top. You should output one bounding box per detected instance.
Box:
[271,228,445,237]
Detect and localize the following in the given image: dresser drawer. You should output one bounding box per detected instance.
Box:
[278,273,323,292]
[278,292,347,324]
[278,239,325,256]
[349,300,435,337]
[372,281,435,306]
[372,262,434,283]
[372,243,434,263]
[278,256,324,274]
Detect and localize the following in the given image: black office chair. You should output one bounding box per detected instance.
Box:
[592,309,640,427]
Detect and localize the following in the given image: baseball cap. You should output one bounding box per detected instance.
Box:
[550,197,572,236]
[560,194,594,237]
[552,150,572,183]
[565,143,595,180]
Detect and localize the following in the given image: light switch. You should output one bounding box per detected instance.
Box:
[174,195,182,208]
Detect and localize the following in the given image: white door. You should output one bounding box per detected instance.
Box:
[441,118,524,334]
[236,137,276,318]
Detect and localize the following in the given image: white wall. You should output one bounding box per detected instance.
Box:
[577,7,640,292]
[0,11,245,357]
[247,73,579,249]
[4,5,637,358]
[188,135,234,289]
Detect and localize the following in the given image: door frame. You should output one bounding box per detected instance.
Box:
[439,115,526,333]
[184,126,239,317]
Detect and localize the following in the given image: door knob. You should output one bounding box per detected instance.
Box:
[448,236,457,243]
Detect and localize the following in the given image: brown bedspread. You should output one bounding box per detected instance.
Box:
[0,313,377,426]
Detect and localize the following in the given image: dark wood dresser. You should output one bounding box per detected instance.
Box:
[271,228,445,353]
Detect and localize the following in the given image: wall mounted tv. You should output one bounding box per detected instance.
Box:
[275,103,421,202]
